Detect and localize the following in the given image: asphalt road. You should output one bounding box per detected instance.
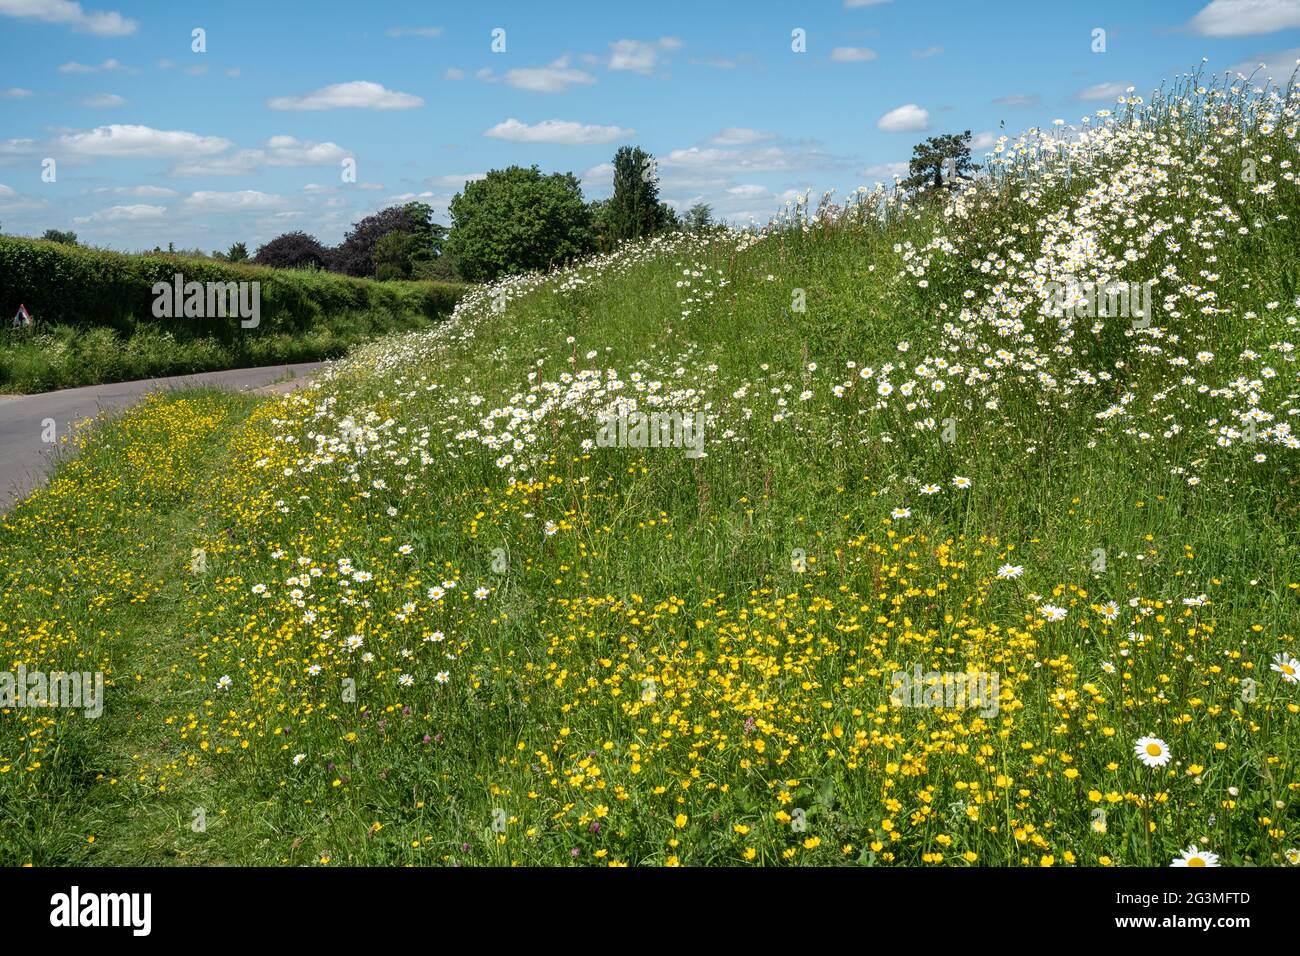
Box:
[0,362,325,514]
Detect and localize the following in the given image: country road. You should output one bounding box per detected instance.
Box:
[0,362,325,514]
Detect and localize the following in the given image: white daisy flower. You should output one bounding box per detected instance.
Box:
[1134,736,1171,767]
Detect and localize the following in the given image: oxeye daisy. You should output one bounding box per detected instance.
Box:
[1271,652,1300,683]
[952,476,972,489]
[474,587,491,600]
[891,507,911,519]
[216,675,232,691]
[1134,736,1171,767]
[919,484,941,495]
[996,564,1024,580]
[1170,845,1219,867]
[1041,604,1068,622]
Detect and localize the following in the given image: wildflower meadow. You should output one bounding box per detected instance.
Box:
[2,64,1297,871]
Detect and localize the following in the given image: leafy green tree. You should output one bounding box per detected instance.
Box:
[445,165,594,282]
[608,146,673,242]
[402,201,447,265]
[42,229,78,245]
[685,202,713,232]
[373,231,418,280]
[227,241,249,262]
[899,131,980,194]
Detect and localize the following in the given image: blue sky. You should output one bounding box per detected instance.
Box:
[2,0,1299,252]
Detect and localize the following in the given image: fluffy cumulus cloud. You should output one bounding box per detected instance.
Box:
[57,124,232,158]
[73,203,166,223]
[503,56,597,93]
[1187,0,1300,37]
[172,136,351,176]
[0,0,136,36]
[483,118,633,144]
[606,37,681,74]
[877,104,930,133]
[267,81,424,111]
[182,190,287,211]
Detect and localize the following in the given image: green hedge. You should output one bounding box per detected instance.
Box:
[0,236,465,342]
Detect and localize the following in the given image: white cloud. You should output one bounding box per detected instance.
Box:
[267,80,423,111]
[845,0,891,6]
[504,56,597,93]
[172,136,350,176]
[607,37,681,74]
[444,68,464,80]
[726,184,769,198]
[93,185,177,197]
[483,118,633,145]
[969,130,997,150]
[386,26,442,38]
[80,92,124,107]
[73,203,166,223]
[661,145,830,173]
[59,57,119,73]
[1076,81,1132,101]
[830,46,878,62]
[0,183,15,196]
[0,0,136,36]
[428,172,486,188]
[183,190,287,211]
[860,161,909,180]
[877,104,930,133]
[58,124,232,158]
[1230,47,1300,78]
[581,162,614,187]
[1187,0,1300,36]
[912,46,943,59]
[3,87,32,98]
[708,127,777,146]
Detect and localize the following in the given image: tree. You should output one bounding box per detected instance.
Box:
[333,205,418,277]
[42,229,78,245]
[445,165,594,282]
[899,131,980,195]
[253,231,329,270]
[402,201,447,265]
[685,202,713,232]
[227,241,249,262]
[373,231,418,280]
[608,146,673,242]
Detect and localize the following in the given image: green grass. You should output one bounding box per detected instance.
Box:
[1,70,1298,867]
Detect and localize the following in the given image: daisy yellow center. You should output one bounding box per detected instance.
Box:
[1145,744,1162,756]
[1283,664,1296,676]
[1187,857,1205,867]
